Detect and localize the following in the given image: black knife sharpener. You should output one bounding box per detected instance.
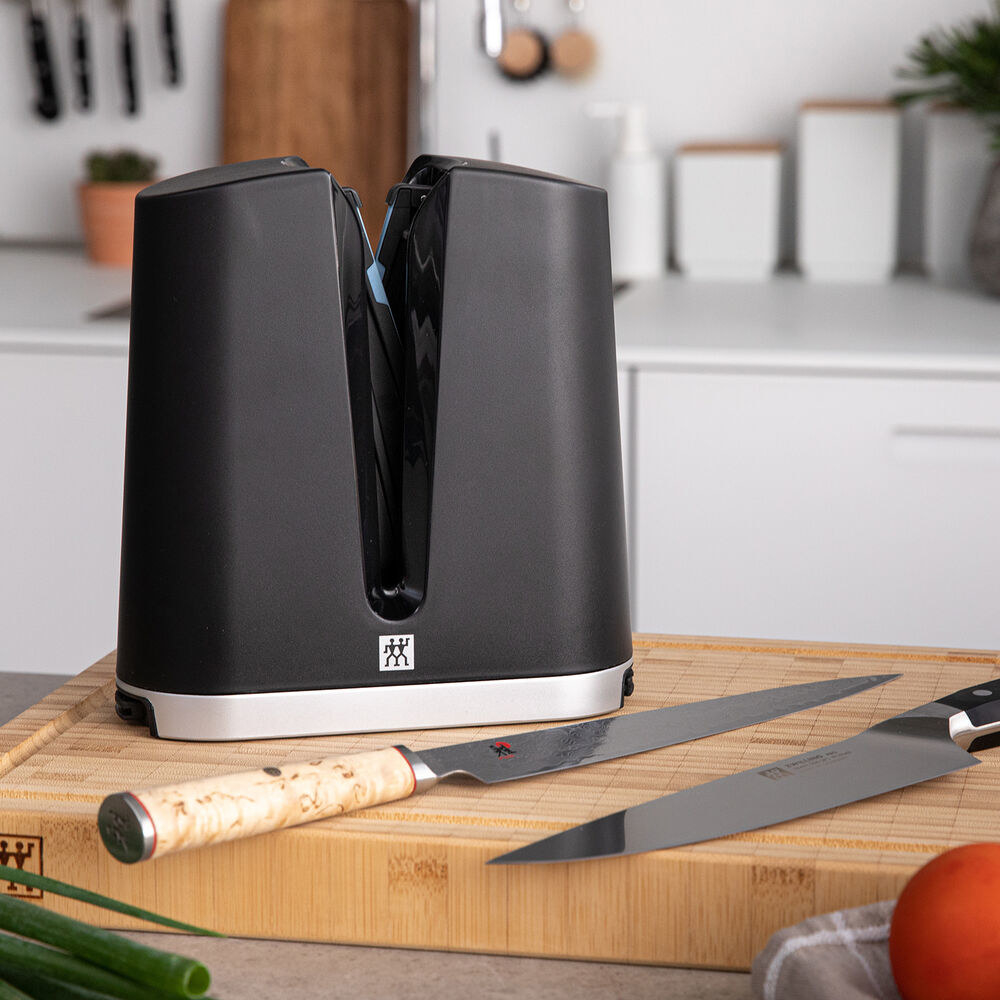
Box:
[115,155,632,740]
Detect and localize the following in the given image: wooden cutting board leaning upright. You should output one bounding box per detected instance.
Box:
[224,0,411,237]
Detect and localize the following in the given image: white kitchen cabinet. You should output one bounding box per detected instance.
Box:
[0,352,127,673]
[631,370,1000,648]
[616,275,1000,650]
[0,250,130,675]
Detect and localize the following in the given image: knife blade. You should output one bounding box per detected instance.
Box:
[109,0,138,114]
[23,0,61,120]
[97,672,896,863]
[159,0,181,86]
[67,0,92,110]
[489,678,1000,865]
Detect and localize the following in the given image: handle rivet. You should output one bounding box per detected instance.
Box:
[973,689,993,696]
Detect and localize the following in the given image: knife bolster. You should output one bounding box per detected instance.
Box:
[99,747,417,862]
[394,746,439,792]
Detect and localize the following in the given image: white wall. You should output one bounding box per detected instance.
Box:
[0,0,225,241]
[1,0,988,258]
[430,0,989,266]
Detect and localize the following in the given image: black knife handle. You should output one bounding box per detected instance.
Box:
[26,11,60,120]
[120,19,139,115]
[160,0,181,85]
[71,13,91,111]
[938,682,1000,731]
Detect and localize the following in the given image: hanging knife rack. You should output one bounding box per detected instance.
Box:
[8,0,185,119]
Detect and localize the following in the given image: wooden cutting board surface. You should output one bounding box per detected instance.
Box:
[1,635,998,970]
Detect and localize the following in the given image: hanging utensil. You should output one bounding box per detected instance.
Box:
[66,0,92,110]
[159,0,181,85]
[20,0,61,119]
[480,0,503,59]
[109,0,139,114]
[550,0,598,79]
[497,0,549,81]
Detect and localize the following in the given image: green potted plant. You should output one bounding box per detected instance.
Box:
[894,2,1000,294]
[78,149,158,268]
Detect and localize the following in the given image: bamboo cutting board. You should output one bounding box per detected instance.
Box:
[1,635,998,970]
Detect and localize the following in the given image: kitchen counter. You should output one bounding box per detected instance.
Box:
[0,246,129,354]
[5,247,1000,378]
[615,272,1000,378]
[0,670,752,999]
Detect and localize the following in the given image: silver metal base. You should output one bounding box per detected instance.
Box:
[117,659,634,741]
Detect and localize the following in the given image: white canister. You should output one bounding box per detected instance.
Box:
[675,142,783,281]
[797,101,901,282]
[925,106,994,288]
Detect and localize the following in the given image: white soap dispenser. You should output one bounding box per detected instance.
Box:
[587,102,666,281]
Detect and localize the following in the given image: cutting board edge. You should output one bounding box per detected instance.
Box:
[0,800,927,970]
[633,633,1000,663]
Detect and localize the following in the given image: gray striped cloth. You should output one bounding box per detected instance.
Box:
[751,902,901,1000]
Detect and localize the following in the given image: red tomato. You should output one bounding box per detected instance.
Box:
[890,842,1000,1000]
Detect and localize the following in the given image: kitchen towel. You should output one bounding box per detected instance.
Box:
[751,901,901,1000]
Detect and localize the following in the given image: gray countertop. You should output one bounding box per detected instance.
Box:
[0,672,752,999]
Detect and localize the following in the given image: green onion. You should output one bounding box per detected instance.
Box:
[0,894,208,997]
[0,866,220,936]
[0,933,208,1000]
[0,979,35,1000]
[3,969,222,1000]
[1,969,118,1000]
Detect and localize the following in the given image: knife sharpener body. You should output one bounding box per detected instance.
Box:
[115,156,632,740]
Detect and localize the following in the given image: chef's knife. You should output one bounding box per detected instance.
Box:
[22,0,61,120]
[67,0,91,110]
[109,0,138,114]
[97,673,896,863]
[159,0,180,85]
[490,678,1000,865]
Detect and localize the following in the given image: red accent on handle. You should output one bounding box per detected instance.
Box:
[392,747,418,795]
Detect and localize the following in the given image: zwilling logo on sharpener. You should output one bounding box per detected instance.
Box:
[380,635,414,671]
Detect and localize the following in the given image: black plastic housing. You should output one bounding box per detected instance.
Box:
[117,155,631,701]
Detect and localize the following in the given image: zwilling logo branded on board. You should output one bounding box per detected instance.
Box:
[380,635,414,671]
[0,836,43,898]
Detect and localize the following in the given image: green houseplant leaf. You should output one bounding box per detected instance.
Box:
[894,0,1000,148]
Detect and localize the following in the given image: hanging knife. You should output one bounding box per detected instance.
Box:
[22,0,61,120]
[159,0,180,85]
[109,0,138,114]
[490,678,1000,865]
[67,0,92,110]
[97,672,897,863]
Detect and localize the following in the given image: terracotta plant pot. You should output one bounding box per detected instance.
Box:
[78,181,152,268]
